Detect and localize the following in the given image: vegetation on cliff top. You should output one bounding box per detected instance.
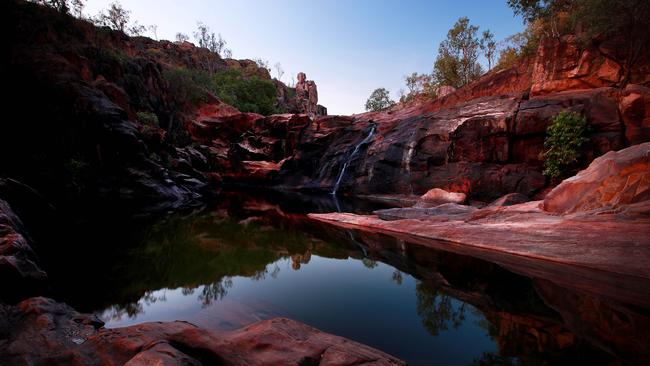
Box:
[397,0,650,105]
[365,88,396,112]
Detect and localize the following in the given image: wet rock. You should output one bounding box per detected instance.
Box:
[375,203,477,221]
[0,297,405,366]
[543,142,650,215]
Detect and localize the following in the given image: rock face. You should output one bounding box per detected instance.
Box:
[543,142,650,215]
[0,297,405,366]
[280,95,547,199]
[295,72,326,117]
[2,0,211,211]
[0,199,46,302]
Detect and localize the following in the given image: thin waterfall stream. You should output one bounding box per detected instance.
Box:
[331,124,376,195]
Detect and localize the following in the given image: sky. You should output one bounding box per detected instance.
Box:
[83,0,525,115]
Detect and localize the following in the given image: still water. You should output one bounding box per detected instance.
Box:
[42,191,648,366]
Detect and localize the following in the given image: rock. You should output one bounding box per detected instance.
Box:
[511,87,625,165]
[416,188,467,207]
[0,199,47,302]
[295,72,324,118]
[225,59,272,79]
[437,85,456,98]
[530,35,622,96]
[0,297,405,366]
[620,85,650,144]
[308,200,650,283]
[375,203,477,221]
[488,193,530,207]
[543,143,650,215]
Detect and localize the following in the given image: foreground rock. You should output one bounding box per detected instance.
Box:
[543,142,650,214]
[0,297,405,366]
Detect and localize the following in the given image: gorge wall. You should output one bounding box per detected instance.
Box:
[208,33,650,200]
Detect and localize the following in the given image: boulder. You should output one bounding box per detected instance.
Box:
[543,143,650,215]
[416,188,467,207]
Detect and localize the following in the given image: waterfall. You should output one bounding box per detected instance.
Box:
[331,124,376,195]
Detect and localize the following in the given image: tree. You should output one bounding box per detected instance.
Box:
[29,0,84,15]
[507,0,650,84]
[274,62,284,81]
[506,0,573,35]
[574,0,650,85]
[480,30,497,70]
[128,21,146,36]
[175,32,190,43]
[253,58,270,72]
[365,88,395,112]
[401,72,436,102]
[433,17,483,88]
[148,24,158,40]
[94,1,130,33]
[542,111,588,179]
[194,22,232,58]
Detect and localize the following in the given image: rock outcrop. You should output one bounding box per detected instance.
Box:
[295,72,326,117]
[543,142,650,215]
[0,297,405,366]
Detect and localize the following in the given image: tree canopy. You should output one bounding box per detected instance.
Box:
[365,88,396,112]
[433,17,483,88]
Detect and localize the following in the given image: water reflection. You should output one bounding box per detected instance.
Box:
[43,190,650,366]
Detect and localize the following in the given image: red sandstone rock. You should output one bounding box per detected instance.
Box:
[543,142,650,215]
[416,188,467,207]
[531,35,622,96]
[620,85,650,144]
[0,297,405,366]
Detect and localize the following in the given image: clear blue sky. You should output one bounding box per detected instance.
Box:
[84,0,525,115]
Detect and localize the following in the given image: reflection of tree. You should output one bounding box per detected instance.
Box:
[362,258,378,269]
[470,352,517,366]
[415,282,466,336]
[101,290,169,322]
[199,277,233,307]
[391,270,403,285]
[102,301,144,322]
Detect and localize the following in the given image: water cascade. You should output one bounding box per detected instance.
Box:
[331,124,376,195]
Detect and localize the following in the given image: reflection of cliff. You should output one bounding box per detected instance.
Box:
[336,228,645,365]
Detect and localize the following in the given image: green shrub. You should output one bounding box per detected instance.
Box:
[136,111,159,126]
[542,111,589,179]
[163,67,212,106]
[210,69,278,115]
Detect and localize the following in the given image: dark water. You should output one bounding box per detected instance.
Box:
[38,190,650,366]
